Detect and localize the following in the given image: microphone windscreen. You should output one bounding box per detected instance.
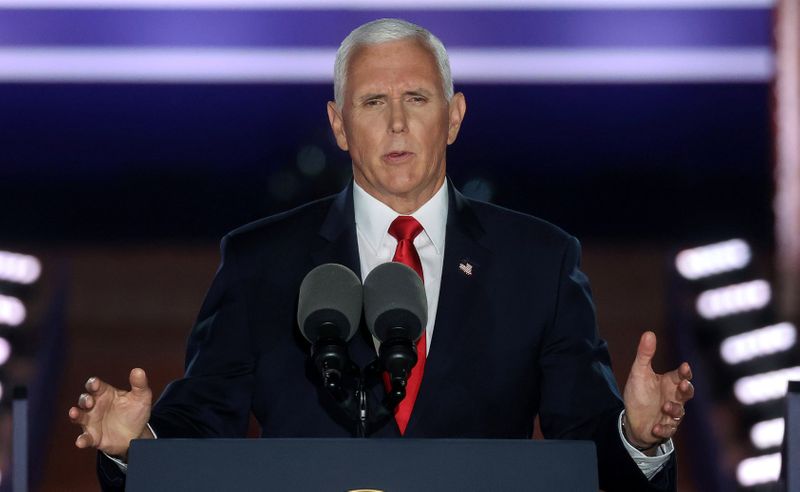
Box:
[363,262,427,342]
[297,263,362,343]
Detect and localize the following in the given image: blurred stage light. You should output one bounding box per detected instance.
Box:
[0,295,26,326]
[0,251,41,285]
[734,366,800,405]
[675,239,751,280]
[0,47,773,84]
[720,322,797,364]
[750,418,785,450]
[296,145,326,177]
[696,280,770,320]
[0,0,778,8]
[736,453,781,487]
[0,337,9,366]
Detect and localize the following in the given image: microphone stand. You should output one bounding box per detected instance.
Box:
[311,336,418,437]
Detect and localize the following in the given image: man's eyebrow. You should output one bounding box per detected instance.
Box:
[357,93,387,103]
[357,88,435,103]
[405,89,433,97]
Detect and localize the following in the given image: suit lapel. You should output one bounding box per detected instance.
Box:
[309,180,492,436]
[405,182,491,435]
[309,183,379,377]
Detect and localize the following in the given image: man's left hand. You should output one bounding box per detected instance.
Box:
[622,331,694,454]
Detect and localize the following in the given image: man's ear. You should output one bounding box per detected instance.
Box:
[446,92,467,145]
[327,101,349,151]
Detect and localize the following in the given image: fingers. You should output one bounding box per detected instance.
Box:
[633,331,657,369]
[649,401,686,444]
[85,376,98,392]
[662,401,685,421]
[679,362,693,380]
[129,367,150,395]
[677,378,695,402]
[668,361,693,385]
[651,422,678,440]
[78,392,94,410]
[85,376,111,399]
[69,406,94,449]
[75,431,95,449]
[68,406,87,426]
[69,392,96,435]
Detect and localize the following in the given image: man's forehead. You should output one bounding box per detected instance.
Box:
[346,40,442,94]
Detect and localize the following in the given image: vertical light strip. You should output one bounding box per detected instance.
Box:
[774,0,800,320]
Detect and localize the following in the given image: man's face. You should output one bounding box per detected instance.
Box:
[327,38,466,213]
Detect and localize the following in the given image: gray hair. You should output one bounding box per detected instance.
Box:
[333,18,454,109]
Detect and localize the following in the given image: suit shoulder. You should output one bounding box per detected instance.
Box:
[222,193,337,252]
[466,197,575,248]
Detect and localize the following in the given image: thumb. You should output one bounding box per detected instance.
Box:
[633,331,657,370]
[128,368,150,396]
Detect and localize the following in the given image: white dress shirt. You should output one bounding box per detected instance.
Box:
[352,180,448,355]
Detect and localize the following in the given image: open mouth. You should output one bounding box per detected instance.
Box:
[383,151,414,163]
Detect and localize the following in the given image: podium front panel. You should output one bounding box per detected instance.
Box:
[126,438,598,491]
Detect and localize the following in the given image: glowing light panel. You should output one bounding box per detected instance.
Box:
[675,239,751,280]
[0,48,774,84]
[0,295,26,327]
[751,418,785,450]
[0,251,41,285]
[737,453,781,487]
[0,0,778,9]
[734,366,800,405]
[696,280,771,320]
[720,322,797,364]
[0,337,9,366]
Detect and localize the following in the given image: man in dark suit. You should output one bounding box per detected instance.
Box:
[70,18,694,491]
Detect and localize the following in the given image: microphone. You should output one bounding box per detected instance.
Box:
[297,263,362,396]
[363,261,427,405]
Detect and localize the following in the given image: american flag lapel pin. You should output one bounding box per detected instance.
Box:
[458,259,474,277]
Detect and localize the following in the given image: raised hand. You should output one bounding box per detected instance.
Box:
[68,368,154,459]
[622,331,694,454]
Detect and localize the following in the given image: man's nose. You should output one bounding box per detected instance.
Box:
[388,99,408,134]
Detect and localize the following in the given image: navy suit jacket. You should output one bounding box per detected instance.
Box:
[99,181,675,491]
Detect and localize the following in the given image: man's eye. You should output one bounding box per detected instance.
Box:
[364,99,383,107]
[408,96,427,103]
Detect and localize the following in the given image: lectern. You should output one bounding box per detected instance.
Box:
[126,438,598,491]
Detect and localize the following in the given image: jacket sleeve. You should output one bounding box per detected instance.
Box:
[96,234,256,490]
[149,233,256,438]
[537,235,675,492]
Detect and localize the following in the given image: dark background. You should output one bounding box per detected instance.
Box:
[0,82,772,244]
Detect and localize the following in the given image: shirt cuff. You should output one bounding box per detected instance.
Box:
[617,410,674,481]
[102,423,158,474]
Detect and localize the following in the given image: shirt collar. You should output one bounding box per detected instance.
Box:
[353,179,448,255]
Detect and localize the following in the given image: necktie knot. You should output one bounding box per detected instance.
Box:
[388,216,424,243]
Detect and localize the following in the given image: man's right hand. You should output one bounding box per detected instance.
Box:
[68,368,154,460]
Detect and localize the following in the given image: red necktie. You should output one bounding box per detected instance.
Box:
[387,215,425,435]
